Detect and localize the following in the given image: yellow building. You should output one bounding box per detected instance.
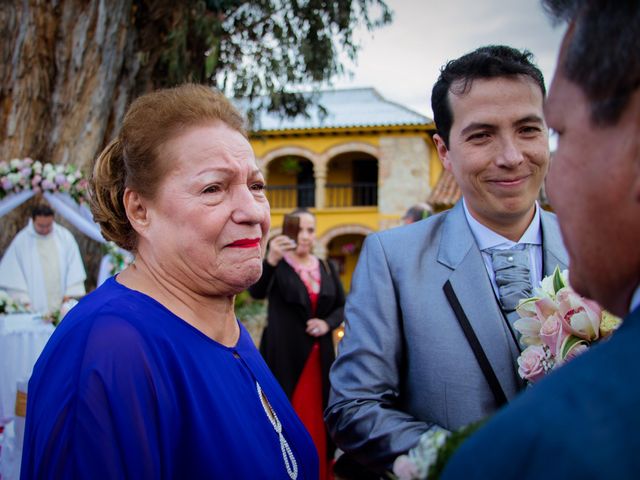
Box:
[249,88,440,290]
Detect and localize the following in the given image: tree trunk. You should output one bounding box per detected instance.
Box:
[0,0,167,283]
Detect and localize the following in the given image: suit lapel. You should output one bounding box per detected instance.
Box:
[540,210,569,276]
[438,202,520,400]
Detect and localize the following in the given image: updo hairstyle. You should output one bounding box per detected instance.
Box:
[90,84,246,251]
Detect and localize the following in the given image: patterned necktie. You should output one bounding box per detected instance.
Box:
[490,246,533,325]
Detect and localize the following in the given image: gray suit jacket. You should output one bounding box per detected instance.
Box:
[325,201,568,473]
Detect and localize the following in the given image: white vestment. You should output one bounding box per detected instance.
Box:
[0,221,86,313]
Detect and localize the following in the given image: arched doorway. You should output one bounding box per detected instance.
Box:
[266,155,316,209]
[325,152,378,208]
[325,233,367,292]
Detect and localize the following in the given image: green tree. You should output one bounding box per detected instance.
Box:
[0,0,391,268]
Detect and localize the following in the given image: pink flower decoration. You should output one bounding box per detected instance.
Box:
[539,313,569,357]
[41,179,55,191]
[564,342,588,361]
[557,289,602,341]
[31,174,42,187]
[517,345,547,383]
[534,296,559,321]
[393,455,420,480]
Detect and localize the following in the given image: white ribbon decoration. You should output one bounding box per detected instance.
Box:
[42,192,105,244]
[0,191,36,218]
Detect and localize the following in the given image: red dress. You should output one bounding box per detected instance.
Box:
[287,255,333,480]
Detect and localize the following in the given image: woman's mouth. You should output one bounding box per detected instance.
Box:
[228,238,261,248]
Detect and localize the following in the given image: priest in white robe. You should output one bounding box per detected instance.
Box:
[0,205,86,314]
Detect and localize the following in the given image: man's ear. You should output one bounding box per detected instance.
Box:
[433,133,452,171]
[123,188,149,236]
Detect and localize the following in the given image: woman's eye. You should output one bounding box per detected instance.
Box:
[203,185,221,194]
[251,183,266,192]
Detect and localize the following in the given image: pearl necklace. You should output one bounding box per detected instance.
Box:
[256,382,298,479]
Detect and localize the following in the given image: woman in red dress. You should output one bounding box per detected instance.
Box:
[250,209,345,480]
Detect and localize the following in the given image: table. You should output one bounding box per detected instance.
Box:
[0,314,55,425]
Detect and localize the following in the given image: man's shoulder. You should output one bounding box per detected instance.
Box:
[3,225,32,252]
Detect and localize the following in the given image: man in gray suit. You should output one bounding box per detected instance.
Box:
[325,45,568,475]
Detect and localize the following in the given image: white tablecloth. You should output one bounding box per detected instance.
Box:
[0,313,54,425]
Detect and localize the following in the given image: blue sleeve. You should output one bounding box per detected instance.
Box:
[72,315,168,478]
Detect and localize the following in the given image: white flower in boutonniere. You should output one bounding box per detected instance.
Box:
[390,421,486,480]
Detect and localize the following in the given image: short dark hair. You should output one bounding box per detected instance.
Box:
[431,45,546,147]
[31,204,54,219]
[402,203,432,223]
[542,0,640,126]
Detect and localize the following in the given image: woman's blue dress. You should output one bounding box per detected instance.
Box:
[20,277,318,479]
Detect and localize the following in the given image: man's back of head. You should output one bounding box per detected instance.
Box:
[543,0,640,316]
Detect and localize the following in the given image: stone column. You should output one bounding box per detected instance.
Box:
[378,136,431,217]
[314,163,327,209]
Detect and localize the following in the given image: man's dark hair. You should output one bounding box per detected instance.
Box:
[403,203,432,223]
[31,204,54,219]
[431,45,546,147]
[542,0,640,126]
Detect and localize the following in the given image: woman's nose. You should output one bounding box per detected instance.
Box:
[230,185,266,224]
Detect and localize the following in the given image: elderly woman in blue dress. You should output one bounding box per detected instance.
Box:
[21,84,318,479]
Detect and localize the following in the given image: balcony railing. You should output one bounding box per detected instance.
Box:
[325,183,377,208]
[266,184,315,209]
[266,183,378,209]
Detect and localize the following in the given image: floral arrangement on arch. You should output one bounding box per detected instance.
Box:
[514,267,622,383]
[0,290,31,314]
[0,158,90,204]
[102,241,134,276]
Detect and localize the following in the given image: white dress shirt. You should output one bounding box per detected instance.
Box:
[463,200,543,300]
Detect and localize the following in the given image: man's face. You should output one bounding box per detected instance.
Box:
[434,76,549,239]
[33,215,54,236]
[545,67,640,315]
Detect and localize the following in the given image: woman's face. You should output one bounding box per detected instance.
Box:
[295,213,316,256]
[140,122,270,295]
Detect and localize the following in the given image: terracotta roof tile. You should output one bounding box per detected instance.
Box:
[427,170,461,209]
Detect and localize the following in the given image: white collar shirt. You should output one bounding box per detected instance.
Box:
[463,199,543,299]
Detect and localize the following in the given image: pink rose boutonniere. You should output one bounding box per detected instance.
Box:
[513,267,622,384]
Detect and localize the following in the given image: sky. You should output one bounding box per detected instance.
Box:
[331,0,568,119]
